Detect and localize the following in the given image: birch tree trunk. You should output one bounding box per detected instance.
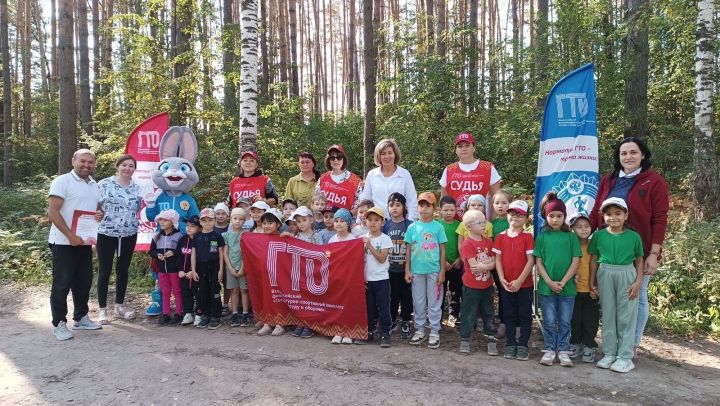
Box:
[1,0,11,185]
[58,0,77,173]
[693,0,720,220]
[240,0,259,153]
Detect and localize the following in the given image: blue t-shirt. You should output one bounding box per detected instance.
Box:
[194,230,226,263]
[404,220,448,275]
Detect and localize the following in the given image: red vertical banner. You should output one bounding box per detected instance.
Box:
[241,234,369,339]
[124,112,169,251]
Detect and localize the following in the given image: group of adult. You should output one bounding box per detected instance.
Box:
[47,134,667,350]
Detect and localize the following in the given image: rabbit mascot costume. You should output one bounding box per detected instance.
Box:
[144,126,200,316]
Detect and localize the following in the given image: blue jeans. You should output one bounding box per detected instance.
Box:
[634,275,651,346]
[539,295,575,352]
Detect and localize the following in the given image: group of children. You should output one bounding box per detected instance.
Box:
[149,188,645,373]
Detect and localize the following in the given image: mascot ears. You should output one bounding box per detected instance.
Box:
[160,126,198,163]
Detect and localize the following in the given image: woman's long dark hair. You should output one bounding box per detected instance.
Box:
[299,151,321,180]
[612,137,653,175]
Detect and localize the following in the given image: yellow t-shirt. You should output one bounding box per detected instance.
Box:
[456,221,493,239]
[575,242,591,293]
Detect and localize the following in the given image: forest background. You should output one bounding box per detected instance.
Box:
[0,0,719,336]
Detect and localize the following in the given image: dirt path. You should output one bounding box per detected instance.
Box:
[1,284,719,405]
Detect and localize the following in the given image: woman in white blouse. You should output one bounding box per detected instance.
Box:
[359,139,418,220]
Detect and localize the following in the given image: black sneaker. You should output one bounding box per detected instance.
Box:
[196,316,210,329]
[354,332,374,345]
[169,314,182,325]
[158,314,171,326]
[300,327,314,338]
[230,313,241,327]
[292,326,304,337]
[221,305,230,317]
[240,313,250,327]
[208,318,220,330]
[380,335,391,348]
[401,322,411,339]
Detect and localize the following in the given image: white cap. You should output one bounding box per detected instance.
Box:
[567,211,591,226]
[214,202,230,214]
[600,197,628,212]
[250,201,271,211]
[288,206,313,222]
[264,208,284,223]
[507,200,529,215]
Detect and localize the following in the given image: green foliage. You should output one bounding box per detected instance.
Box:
[650,211,720,336]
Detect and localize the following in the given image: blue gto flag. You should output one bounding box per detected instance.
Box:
[534,63,600,234]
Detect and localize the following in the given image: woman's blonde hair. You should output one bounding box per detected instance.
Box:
[373,138,401,167]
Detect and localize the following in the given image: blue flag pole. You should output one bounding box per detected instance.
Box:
[533,63,600,235]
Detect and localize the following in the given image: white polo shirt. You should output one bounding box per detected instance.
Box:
[359,165,419,221]
[48,170,100,245]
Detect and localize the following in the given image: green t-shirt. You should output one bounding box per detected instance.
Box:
[533,230,582,296]
[588,228,644,265]
[491,217,509,238]
[440,219,461,263]
[221,230,243,269]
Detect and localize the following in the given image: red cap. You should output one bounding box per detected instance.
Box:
[454,132,475,145]
[327,144,347,156]
[241,150,259,161]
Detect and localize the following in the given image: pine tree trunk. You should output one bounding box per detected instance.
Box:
[288,0,299,97]
[1,0,11,185]
[511,0,520,100]
[623,0,648,138]
[425,0,434,56]
[172,0,192,124]
[32,0,50,99]
[77,0,92,137]
[435,0,445,58]
[58,0,77,173]
[19,0,30,138]
[50,0,58,90]
[240,0,259,153]
[362,0,376,175]
[223,0,238,117]
[92,0,99,112]
[693,0,720,220]
[534,0,548,103]
[468,0,478,111]
[260,0,269,96]
[278,0,289,90]
[312,0,321,114]
[101,0,114,100]
[348,0,357,110]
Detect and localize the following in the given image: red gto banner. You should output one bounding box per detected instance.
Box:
[241,233,368,339]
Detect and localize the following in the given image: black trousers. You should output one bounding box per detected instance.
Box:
[180,276,201,314]
[49,244,93,326]
[443,265,463,319]
[197,260,221,318]
[500,286,534,347]
[366,279,392,336]
[570,292,600,348]
[389,272,412,323]
[96,233,137,308]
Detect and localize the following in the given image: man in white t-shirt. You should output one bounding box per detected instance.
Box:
[48,149,102,341]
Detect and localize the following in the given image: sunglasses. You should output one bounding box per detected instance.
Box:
[328,155,343,161]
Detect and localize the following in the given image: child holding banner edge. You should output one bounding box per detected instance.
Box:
[405,192,447,349]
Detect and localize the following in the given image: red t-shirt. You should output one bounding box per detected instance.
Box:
[492,230,535,289]
[445,160,493,220]
[460,236,495,289]
[229,176,268,208]
[318,171,361,210]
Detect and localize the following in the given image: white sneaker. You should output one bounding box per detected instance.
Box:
[331,335,342,344]
[596,355,617,369]
[558,352,574,367]
[540,351,556,366]
[341,336,353,344]
[73,315,102,330]
[257,324,273,336]
[427,332,440,349]
[194,315,203,327]
[98,308,109,325]
[53,321,74,341]
[271,325,285,336]
[409,331,426,345]
[114,304,135,320]
[610,358,635,373]
[181,313,194,325]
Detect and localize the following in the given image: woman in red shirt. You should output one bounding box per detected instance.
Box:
[589,137,669,353]
[316,145,362,210]
[228,150,279,208]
